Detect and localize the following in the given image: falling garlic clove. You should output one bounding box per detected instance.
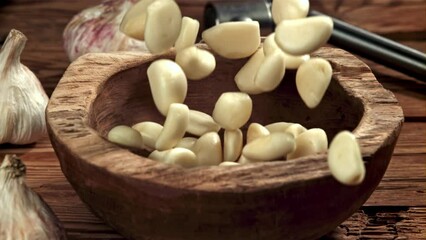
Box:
[263,33,310,70]
[0,154,67,240]
[296,58,333,109]
[212,92,253,130]
[234,48,265,94]
[271,0,310,24]
[175,46,216,80]
[144,0,182,54]
[0,29,49,145]
[202,21,261,59]
[147,59,187,116]
[119,0,157,41]
[328,131,365,186]
[254,50,286,92]
[174,16,200,52]
[275,16,333,56]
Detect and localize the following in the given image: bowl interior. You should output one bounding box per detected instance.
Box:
[89,52,364,157]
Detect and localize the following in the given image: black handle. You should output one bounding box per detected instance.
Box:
[204,0,426,81]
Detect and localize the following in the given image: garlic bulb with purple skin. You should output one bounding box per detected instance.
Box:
[0,154,67,240]
[0,29,49,145]
[63,0,148,61]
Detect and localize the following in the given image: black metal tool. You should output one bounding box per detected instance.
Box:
[204,0,426,81]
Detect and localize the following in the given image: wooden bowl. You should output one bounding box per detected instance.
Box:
[46,45,403,240]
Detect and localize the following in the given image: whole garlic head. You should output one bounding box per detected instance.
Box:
[0,154,67,240]
[0,29,49,145]
[63,0,148,61]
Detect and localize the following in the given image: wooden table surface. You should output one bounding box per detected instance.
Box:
[1,0,425,239]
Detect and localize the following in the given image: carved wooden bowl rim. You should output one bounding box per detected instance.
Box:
[46,45,403,193]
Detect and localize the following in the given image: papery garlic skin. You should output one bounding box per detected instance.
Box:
[0,29,49,145]
[0,155,67,240]
[63,0,148,61]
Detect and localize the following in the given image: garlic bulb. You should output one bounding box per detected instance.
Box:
[0,154,67,240]
[0,29,49,145]
[63,0,148,61]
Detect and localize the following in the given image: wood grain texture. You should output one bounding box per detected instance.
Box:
[1,0,424,239]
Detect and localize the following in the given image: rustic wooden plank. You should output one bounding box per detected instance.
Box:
[5,149,422,239]
[393,122,426,155]
[367,154,426,206]
[311,0,426,36]
[323,207,426,240]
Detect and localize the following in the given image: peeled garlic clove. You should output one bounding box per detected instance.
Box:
[202,21,260,59]
[275,16,334,56]
[242,132,295,161]
[234,48,265,94]
[272,0,310,24]
[262,33,277,56]
[0,30,49,145]
[148,149,165,161]
[132,121,163,151]
[238,154,260,164]
[263,33,310,69]
[165,148,198,168]
[287,128,328,160]
[187,109,220,137]
[254,50,286,92]
[63,0,148,61]
[108,125,143,148]
[119,0,157,40]
[147,59,187,115]
[194,132,222,166]
[219,161,240,166]
[328,131,365,185]
[149,148,198,168]
[247,123,270,143]
[156,103,189,151]
[296,58,332,108]
[224,129,243,162]
[265,122,294,133]
[175,137,197,150]
[285,123,307,138]
[175,46,216,80]
[144,0,182,54]
[174,16,200,51]
[212,92,253,130]
[0,155,67,239]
